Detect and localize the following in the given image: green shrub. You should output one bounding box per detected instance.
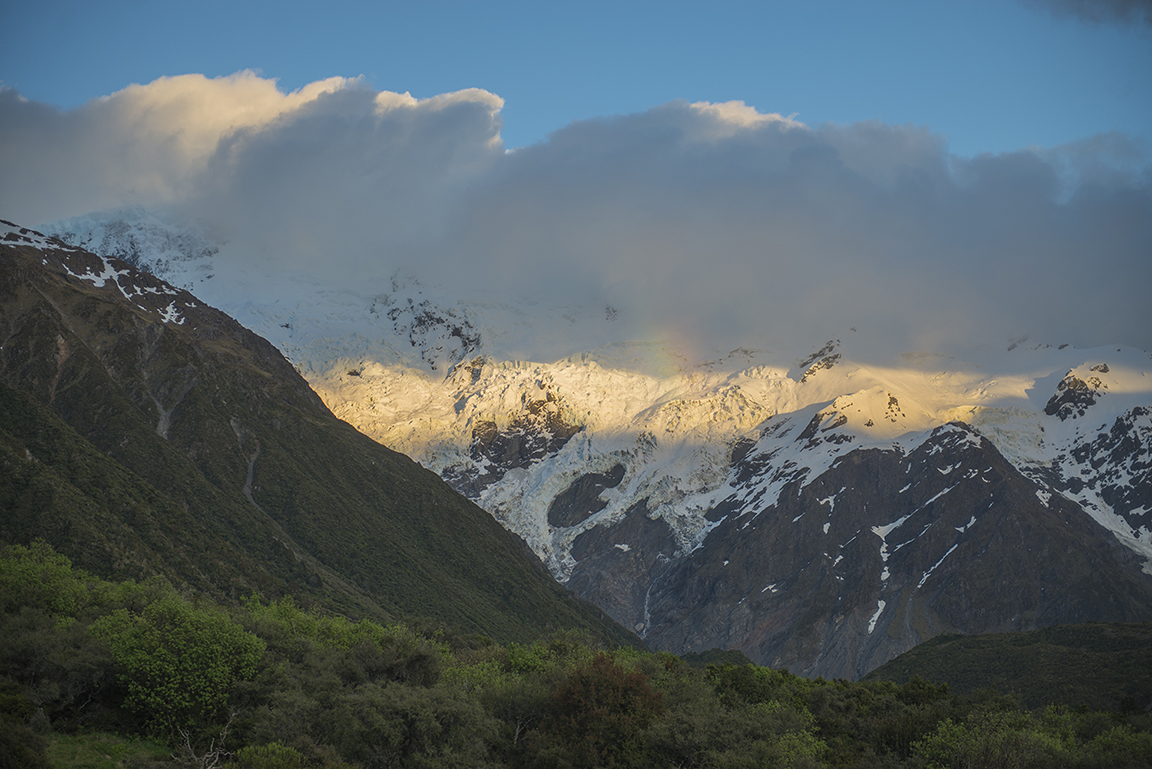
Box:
[913,711,1073,769]
[91,595,264,734]
[0,541,90,617]
[534,652,665,768]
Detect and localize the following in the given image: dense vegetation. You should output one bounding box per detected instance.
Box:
[4,543,1152,769]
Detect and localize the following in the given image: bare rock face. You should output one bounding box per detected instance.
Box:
[1045,371,1107,420]
[548,464,627,528]
[387,297,481,372]
[442,388,583,497]
[566,498,678,633]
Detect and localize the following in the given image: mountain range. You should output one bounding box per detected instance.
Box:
[28,208,1152,679]
[0,218,636,648]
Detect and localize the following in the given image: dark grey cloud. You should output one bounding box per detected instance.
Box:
[1024,0,1152,26]
[423,103,1151,356]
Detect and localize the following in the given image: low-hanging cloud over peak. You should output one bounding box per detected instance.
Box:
[1,72,1149,359]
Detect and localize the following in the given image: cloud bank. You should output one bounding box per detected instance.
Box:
[2,72,1150,359]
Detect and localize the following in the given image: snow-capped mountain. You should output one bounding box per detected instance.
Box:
[40,210,1152,678]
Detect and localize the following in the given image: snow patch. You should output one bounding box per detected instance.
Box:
[917,544,959,588]
[158,302,185,325]
[867,600,886,634]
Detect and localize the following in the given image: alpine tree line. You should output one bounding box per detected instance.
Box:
[2,542,1151,768]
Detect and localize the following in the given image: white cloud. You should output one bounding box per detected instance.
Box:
[0,72,503,225]
[96,71,353,159]
[190,80,504,263]
[0,72,363,223]
[2,72,1149,359]
[685,100,804,139]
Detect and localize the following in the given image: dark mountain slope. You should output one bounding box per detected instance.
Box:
[0,223,636,646]
[641,423,1152,679]
[863,622,1152,712]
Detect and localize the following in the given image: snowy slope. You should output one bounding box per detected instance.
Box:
[315,336,1152,578]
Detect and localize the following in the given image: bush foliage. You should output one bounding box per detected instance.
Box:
[3,542,1151,768]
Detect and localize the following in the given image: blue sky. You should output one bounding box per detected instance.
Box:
[2,0,1149,156]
